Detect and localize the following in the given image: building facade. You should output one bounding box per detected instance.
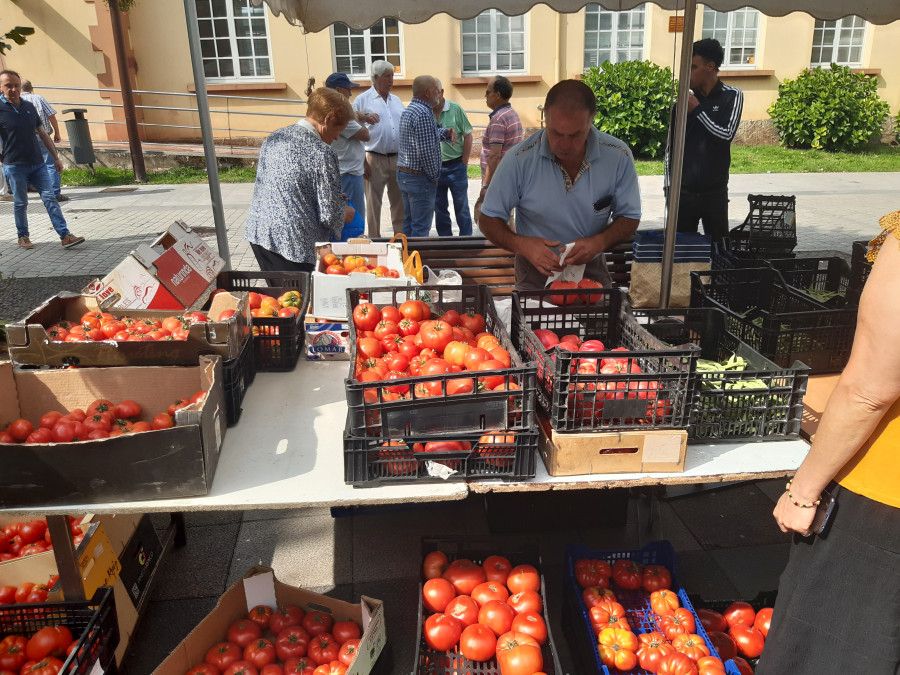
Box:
[2,1,898,145]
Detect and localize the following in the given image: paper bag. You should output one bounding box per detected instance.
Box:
[629,261,710,308]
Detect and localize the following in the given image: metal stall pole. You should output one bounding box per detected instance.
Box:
[659,0,698,308]
[182,0,233,270]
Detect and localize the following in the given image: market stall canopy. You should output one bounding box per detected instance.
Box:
[251,0,900,31]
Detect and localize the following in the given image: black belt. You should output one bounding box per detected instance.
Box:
[442,157,462,166]
[368,151,397,157]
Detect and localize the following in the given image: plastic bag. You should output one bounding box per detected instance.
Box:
[332,198,364,242]
[422,265,463,303]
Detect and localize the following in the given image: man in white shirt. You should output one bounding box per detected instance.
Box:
[352,60,406,237]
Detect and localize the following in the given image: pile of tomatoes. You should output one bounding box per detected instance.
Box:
[420,550,548,675]
[374,431,521,477]
[0,624,81,675]
[0,392,205,444]
[0,516,83,564]
[574,556,732,675]
[183,603,363,675]
[546,279,605,306]
[45,311,214,343]
[351,300,515,402]
[320,253,400,278]
[239,291,303,321]
[695,602,772,673]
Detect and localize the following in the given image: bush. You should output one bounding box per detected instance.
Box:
[582,60,675,158]
[768,65,889,151]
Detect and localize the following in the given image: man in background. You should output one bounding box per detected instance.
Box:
[430,79,474,237]
[325,72,379,230]
[396,75,455,237]
[353,60,405,237]
[475,75,523,220]
[21,79,67,202]
[665,38,743,243]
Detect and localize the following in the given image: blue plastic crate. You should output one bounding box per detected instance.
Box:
[565,540,741,675]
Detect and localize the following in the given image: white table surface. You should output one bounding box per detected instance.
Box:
[0,361,809,517]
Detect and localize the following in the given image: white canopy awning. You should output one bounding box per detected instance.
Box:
[252,0,900,31]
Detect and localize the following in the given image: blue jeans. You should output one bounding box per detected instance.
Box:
[341,173,365,227]
[397,171,437,238]
[434,159,473,236]
[2,163,70,239]
[41,144,62,197]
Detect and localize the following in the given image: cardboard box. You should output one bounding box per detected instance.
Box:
[305,317,351,360]
[538,415,687,476]
[6,291,250,367]
[154,566,386,675]
[311,240,415,319]
[0,356,226,507]
[84,220,225,310]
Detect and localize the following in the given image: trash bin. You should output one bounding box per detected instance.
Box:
[62,108,96,168]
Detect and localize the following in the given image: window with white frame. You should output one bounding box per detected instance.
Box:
[196,0,272,79]
[461,10,526,74]
[332,19,402,77]
[583,4,646,70]
[810,16,867,67]
[702,7,759,68]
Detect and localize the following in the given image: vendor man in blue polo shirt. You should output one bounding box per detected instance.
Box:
[0,70,84,250]
[479,79,640,289]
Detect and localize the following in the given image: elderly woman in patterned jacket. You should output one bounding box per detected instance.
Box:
[244,87,356,272]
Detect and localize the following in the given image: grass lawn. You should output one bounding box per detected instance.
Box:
[62,145,900,186]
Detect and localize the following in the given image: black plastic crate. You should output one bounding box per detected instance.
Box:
[343,426,538,486]
[345,285,536,438]
[767,256,851,307]
[511,288,698,432]
[729,194,797,257]
[847,240,873,305]
[0,586,118,675]
[635,308,809,442]
[414,537,563,675]
[215,270,309,372]
[690,267,857,374]
[223,334,255,426]
[564,541,740,675]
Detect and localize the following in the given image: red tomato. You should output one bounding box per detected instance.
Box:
[227,620,262,648]
[379,305,401,323]
[398,300,426,322]
[25,626,72,661]
[86,398,116,417]
[20,657,65,675]
[423,614,462,651]
[356,337,383,360]
[657,651,699,675]
[696,608,729,634]
[7,419,34,442]
[306,634,339,666]
[115,400,142,419]
[642,564,672,592]
[637,632,677,672]
[275,626,311,662]
[186,664,221,675]
[0,431,15,444]
[458,312,485,334]
[729,624,765,658]
[573,558,611,588]
[731,656,754,675]
[206,642,243,670]
[753,606,773,637]
[25,428,53,444]
[706,631,737,661]
[508,590,543,615]
[445,595,479,628]
[0,635,28,672]
[583,586,616,609]
[496,631,543,675]
[459,623,496,661]
[511,611,548,645]
[612,559,643,590]
[283,657,316,675]
[223,662,259,675]
[477,600,515,637]
[442,559,487,595]
[423,550,448,579]
[337,638,359,667]
[723,601,756,627]
[243,639,276,669]
[422,578,456,614]
[301,611,334,638]
[152,413,175,430]
[506,564,540,594]
[0,585,16,604]
[471,581,509,607]
[419,320,453,353]
[331,620,360,644]
[312,662,346,675]
[658,608,697,640]
[38,412,64,430]
[650,589,680,615]
[672,633,711,662]
[482,555,511,585]
[247,605,273,631]
[351,303,381,331]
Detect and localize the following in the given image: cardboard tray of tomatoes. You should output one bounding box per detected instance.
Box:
[413,537,564,675]
[343,426,539,486]
[0,586,118,675]
[345,284,537,438]
[563,540,741,675]
[511,288,698,433]
[212,270,310,372]
[633,307,809,442]
[690,267,857,374]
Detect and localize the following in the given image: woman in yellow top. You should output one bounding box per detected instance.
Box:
[756,211,900,674]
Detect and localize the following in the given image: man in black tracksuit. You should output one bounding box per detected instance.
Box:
[665,38,743,243]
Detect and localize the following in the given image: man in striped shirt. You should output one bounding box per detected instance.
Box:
[665,38,743,243]
[396,75,455,237]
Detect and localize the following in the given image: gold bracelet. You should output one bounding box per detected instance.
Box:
[785,478,821,508]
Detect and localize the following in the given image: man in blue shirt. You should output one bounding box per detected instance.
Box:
[0,70,84,249]
[396,75,456,238]
[480,79,640,289]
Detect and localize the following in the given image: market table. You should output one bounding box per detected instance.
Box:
[1,361,810,601]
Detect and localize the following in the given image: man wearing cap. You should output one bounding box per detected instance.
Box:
[352,60,406,237]
[430,79,474,237]
[325,73,379,230]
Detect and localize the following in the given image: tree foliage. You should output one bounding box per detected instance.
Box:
[0,25,34,55]
[768,65,890,151]
[582,60,675,158]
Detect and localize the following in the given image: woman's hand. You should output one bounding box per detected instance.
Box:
[773,491,817,537]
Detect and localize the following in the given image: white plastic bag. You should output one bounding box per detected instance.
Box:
[423,266,463,304]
